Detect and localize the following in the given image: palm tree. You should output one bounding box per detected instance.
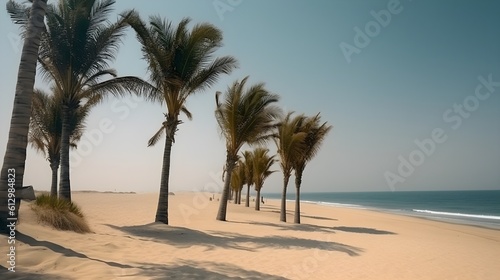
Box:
[252,148,276,211]
[29,89,93,197]
[242,150,254,207]
[274,112,307,222]
[1,0,47,234]
[125,12,238,224]
[230,161,245,204]
[215,76,280,221]
[24,0,151,201]
[293,113,332,224]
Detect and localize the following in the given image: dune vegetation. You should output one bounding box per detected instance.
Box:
[31,194,91,233]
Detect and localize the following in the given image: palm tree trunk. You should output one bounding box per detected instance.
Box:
[0,0,47,234]
[238,188,242,204]
[216,154,236,221]
[59,105,72,201]
[155,132,174,224]
[233,189,238,204]
[245,184,250,207]
[280,175,290,222]
[50,161,59,197]
[255,187,261,211]
[294,174,302,224]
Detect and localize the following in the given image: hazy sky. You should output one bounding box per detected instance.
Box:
[1,0,499,194]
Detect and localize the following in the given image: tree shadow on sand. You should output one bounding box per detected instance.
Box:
[106,223,362,256]
[16,232,135,269]
[229,220,336,233]
[332,226,396,235]
[263,205,338,222]
[0,266,70,280]
[129,260,288,280]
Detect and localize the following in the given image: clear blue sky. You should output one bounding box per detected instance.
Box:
[1,0,499,193]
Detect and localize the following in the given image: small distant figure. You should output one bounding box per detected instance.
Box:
[261,196,265,204]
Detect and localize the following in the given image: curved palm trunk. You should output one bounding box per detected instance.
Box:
[155,131,174,224]
[50,159,59,197]
[59,105,72,201]
[280,175,290,222]
[294,174,302,224]
[245,184,251,207]
[255,187,261,211]
[216,155,236,221]
[0,0,47,234]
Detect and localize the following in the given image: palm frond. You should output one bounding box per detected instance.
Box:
[148,124,166,147]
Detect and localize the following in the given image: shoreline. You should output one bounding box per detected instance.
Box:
[265,191,500,231]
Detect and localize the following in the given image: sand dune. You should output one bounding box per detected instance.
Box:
[1,192,499,279]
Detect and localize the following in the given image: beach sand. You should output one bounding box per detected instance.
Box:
[1,191,499,279]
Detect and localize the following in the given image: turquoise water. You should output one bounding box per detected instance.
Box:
[263,190,500,229]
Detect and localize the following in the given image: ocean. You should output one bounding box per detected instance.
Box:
[263,190,500,229]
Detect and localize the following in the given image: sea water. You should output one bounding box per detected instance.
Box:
[264,190,500,229]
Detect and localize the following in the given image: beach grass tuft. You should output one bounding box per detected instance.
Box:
[31,194,91,233]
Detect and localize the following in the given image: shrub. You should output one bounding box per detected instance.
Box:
[31,194,91,233]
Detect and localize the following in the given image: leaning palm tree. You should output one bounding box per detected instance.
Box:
[1,0,47,234]
[215,76,280,221]
[125,12,238,224]
[274,112,307,222]
[29,89,93,197]
[242,150,254,207]
[252,148,276,211]
[292,113,332,224]
[22,0,151,201]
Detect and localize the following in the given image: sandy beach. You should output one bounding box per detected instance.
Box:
[1,191,500,279]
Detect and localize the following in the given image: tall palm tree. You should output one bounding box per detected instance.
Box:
[125,12,238,224]
[29,89,93,197]
[274,112,307,222]
[25,0,150,201]
[242,150,254,207]
[215,76,280,221]
[252,147,276,211]
[1,0,47,234]
[293,113,332,224]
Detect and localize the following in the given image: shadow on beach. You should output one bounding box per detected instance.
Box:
[128,260,288,280]
[228,220,337,234]
[15,232,135,269]
[0,266,70,280]
[332,226,396,235]
[106,223,362,256]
